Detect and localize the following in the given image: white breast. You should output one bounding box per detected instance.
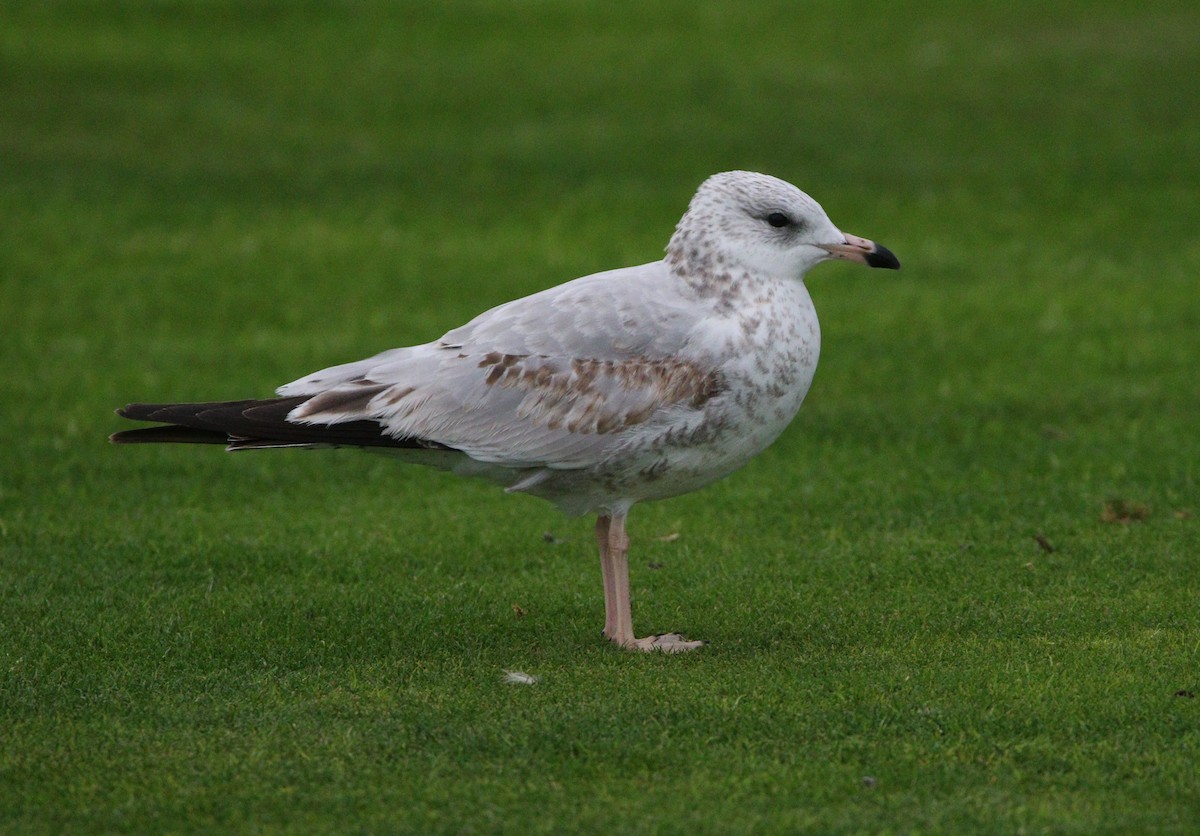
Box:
[587,275,821,507]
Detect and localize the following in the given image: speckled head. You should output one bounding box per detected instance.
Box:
[666,171,899,281]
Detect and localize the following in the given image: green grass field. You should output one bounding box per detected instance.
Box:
[3,1,1199,831]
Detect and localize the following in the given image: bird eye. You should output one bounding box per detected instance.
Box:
[766,212,791,228]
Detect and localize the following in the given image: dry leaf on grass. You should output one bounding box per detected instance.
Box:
[1101,499,1150,524]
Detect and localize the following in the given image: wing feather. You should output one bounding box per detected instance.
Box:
[274,259,724,469]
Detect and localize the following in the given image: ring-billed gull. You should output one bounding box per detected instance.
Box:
[111,171,900,653]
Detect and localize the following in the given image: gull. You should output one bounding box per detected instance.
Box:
[111,171,899,652]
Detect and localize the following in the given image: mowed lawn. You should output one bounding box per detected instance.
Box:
[2,1,1198,831]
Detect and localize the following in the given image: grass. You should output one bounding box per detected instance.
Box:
[2,0,1199,831]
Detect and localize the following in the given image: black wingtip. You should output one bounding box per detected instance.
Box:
[110,425,231,445]
[109,396,455,451]
[115,403,167,421]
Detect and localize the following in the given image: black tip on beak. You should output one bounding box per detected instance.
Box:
[865,244,900,270]
[820,234,901,270]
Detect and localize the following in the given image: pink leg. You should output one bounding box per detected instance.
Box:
[595,512,706,653]
[595,515,622,640]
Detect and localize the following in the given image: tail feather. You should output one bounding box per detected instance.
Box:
[110,397,452,452]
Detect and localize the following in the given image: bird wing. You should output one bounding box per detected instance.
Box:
[276,260,724,469]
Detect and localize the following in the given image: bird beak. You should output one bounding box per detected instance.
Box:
[819,233,901,270]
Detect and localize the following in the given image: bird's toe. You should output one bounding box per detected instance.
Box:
[629,633,707,653]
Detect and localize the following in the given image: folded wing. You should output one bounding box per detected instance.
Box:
[274,261,724,470]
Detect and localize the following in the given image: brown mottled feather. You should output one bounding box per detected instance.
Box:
[476,353,724,436]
